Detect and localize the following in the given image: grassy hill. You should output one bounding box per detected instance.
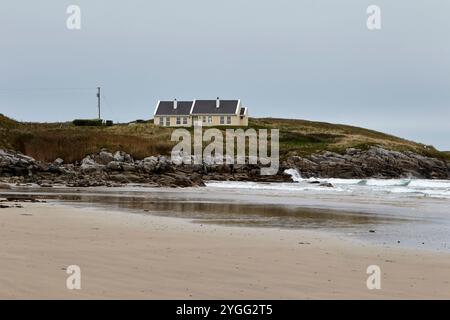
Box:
[0,113,448,163]
[0,113,19,129]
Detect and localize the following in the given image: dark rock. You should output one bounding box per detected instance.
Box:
[0,183,11,189]
[109,174,130,184]
[319,182,334,188]
[106,161,123,171]
[80,155,105,173]
[1,146,448,189]
[121,163,136,172]
[95,150,114,165]
[113,151,134,163]
[287,146,449,179]
[47,164,64,174]
[53,158,64,166]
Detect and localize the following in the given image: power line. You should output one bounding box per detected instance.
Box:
[0,86,104,120]
[0,87,96,92]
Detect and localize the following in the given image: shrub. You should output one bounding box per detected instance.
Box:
[72,119,104,126]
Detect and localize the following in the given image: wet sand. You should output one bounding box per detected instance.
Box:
[1,201,450,299]
[2,185,450,251]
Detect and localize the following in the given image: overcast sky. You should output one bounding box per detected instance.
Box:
[0,1,449,150]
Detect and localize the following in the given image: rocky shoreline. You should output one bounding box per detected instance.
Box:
[286,147,450,180]
[0,147,449,188]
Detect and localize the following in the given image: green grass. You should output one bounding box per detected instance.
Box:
[0,114,448,162]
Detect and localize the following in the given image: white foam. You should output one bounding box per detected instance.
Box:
[363,179,411,186]
[283,168,302,182]
[205,178,450,200]
[205,181,341,192]
[322,178,363,185]
[408,180,450,189]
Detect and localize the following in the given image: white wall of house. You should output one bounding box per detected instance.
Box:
[154,114,248,127]
[154,115,192,127]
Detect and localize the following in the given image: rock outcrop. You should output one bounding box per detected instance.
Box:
[285,147,449,179]
[0,146,448,188]
[0,148,292,187]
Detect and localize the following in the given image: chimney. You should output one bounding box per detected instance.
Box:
[216,97,220,108]
[173,99,177,109]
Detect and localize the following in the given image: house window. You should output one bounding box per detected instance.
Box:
[220,116,225,124]
[203,116,207,123]
[208,116,212,123]
[176,117,181,125]
[226,116,231,125]
[165,117,170,126]
[183,117,188,125]
[159,117,163,126]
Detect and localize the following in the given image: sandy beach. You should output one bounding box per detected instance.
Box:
[1,200,449,299]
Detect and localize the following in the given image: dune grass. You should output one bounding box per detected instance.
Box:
[0,114,448,162]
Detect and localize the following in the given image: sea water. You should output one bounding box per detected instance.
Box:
[205,168,450,200]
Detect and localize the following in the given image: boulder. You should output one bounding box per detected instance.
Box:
[140,160,157,173]
[0,149,38,176]
[95,151,114,165]
[108,174,130,184]
[113,151,134,163]
[121,163,136,172]
[319,182,334,188]
[53,158,64,166]
[0,182,12,189]
[106,161,123,171]
[80,155,105,173]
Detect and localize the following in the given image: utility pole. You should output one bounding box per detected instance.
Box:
[96,86,101,120]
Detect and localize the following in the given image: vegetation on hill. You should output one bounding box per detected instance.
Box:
[0,113,19,129]
[0,114,448,163]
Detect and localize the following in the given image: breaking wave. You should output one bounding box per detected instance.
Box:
[205,169,450,200]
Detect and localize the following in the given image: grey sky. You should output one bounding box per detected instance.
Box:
[0,0,449,150]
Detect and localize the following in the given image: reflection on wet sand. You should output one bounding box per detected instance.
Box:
[1,189,404,230]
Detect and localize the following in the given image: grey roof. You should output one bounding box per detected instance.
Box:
[155,101,192,116]
[191,100,239,115]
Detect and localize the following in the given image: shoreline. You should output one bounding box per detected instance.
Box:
[1,146,449,192]
[2,181,450,252]
[1,201,450,299]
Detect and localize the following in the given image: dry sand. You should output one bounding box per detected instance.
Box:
[0,201,449,299]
